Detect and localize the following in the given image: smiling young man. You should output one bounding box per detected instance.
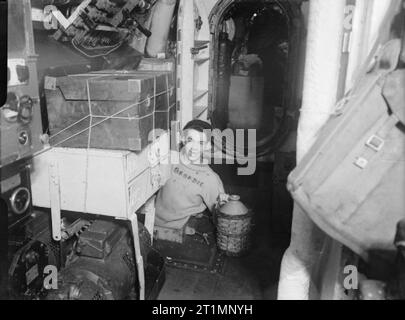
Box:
[154,120,228,229]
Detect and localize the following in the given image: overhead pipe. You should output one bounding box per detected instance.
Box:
[145,0,177,57]
[277,0,346,300]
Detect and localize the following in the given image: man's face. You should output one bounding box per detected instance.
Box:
[182,129,210,164]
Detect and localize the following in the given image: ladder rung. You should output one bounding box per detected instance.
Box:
[193,105,208,119]
[194,40,210,46]
[193,57,209,63]
[193,90,208,100]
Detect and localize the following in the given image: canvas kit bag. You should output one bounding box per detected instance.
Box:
[287,38,405,263]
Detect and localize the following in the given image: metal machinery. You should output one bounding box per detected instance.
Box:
[2,1,44,168]
[1,0,47,299]
[45,219,164,300]
[2,0,167,300]
[1,0,43,232]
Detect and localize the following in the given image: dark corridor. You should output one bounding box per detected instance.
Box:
[158,0,298,300]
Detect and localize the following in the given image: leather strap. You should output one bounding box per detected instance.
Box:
[399,0,405,65]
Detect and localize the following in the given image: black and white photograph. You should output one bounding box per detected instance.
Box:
[0,0,404,308]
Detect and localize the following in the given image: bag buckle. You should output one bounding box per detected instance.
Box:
[365,135,385,152]
[354,157,368,169]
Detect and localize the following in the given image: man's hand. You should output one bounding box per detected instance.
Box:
[218,193,230,206]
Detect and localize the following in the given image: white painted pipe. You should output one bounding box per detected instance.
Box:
[145,0,177,57]
[277,0,346,300]
[345,0,374,89]
[345,0,400,89]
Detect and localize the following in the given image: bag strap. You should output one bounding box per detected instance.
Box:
[399,0,405,65]
[350,0,403,89]
[382,70,405,125]
[333,39,402,117]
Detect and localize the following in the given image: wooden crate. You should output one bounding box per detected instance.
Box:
[31,133,171,219]
[45,71,175,151]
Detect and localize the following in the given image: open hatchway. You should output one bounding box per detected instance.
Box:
[158,0,305,300]
[210,0,304,156]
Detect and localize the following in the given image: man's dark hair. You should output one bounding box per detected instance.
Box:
[181,120,213,150]
[183,120,213,133]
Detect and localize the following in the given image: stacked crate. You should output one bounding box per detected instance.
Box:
[44,70,176,151]
[32,69,176,219]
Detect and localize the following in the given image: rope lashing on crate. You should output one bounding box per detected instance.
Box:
[83,78,93,214]
[50,99,159,147]
[153,72,175,132]
[48,77,174,148]
[31,74,175,162]
[153,75,157,141]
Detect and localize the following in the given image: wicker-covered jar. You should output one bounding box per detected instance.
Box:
[215,195,253,257]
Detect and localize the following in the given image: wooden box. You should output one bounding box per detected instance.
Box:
[45,70,175,151]
[31,133,171,219]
